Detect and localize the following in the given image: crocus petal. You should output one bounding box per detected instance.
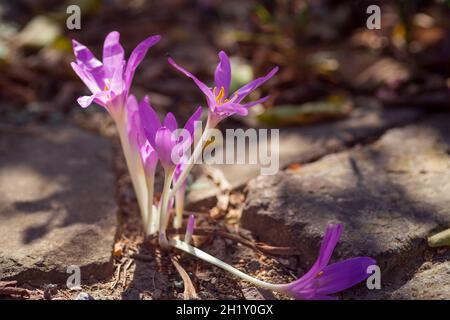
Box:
[77,95,97,108]
[315,257,376,295]
[317,224,343,270]
[163,112,178,132]
[277,224,375,300]
[219,102,248,116]
[238,96,270,109]
[174,160,186,182]
[77,91,109,108]
[126,95,145,148]
[289,224,343,289]
[102,31,125,78]
[72,39,102,70]
[110,60,126,94]
[125,35,161,86]
[154,127,177,168]
[214,51,231,95]
[71,40,105,94]
[71,62,101,94]
[139,96,161,147]
[168,57,215,102]
[234,66,278,103]
[140,140,159,173]
[183,106,203,141]
[172,133,193,163]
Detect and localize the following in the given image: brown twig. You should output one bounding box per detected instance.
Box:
[110,261,124,289]
[166,227,298,256]
[171,257,198,300]
[122,259,134,288]
[0,281,30,298]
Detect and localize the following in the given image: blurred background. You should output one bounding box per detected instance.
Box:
[1,0,449,131]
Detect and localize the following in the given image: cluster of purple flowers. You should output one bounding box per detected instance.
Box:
[72,31,375,300]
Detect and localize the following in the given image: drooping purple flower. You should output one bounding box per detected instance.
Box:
[275,224,375,300]
[138,98,203,170]
[71,31,160,116]
[168,51,278,126]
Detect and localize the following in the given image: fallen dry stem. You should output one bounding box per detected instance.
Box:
[171,256,198,300]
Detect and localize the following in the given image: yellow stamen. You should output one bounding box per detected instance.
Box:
[104,79,111,91]
[315,271,324,278]
[215,86,225,104]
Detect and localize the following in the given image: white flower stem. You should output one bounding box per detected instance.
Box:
[144,170,155,235]
[169,118,212,199]
[169,239,283,291]
[158,167,175,248]
[115,113,149,232]
[173,188,185,229]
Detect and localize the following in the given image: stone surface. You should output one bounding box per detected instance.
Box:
[0,124,117,284]
[187,102,423,208]
[391,261,450,299]
[241,114,450,277]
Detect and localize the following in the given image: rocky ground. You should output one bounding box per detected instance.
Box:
[1,104,449,300]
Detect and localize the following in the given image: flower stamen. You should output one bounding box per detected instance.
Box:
[214,86,225,104]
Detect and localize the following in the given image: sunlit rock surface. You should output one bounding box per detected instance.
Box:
[0,124,116,284]
[242,114,450,284]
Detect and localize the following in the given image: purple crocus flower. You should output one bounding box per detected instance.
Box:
[71,31,160,117]
[174,160,188,193]
[126,95,145,149]
[168,51,278,126]
[138,98,203,170]
[126,95,159,233]
[139,140,159,174]
[127,95,159,174]
[275,224,375,300]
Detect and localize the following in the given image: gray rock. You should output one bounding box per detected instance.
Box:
[0,124,116,284]
[187,103,422,208]
[391,261,450,299]
[186,172,218,210]
[76,292,95,300]
[242,114,450,277]
[43,283,58,300]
